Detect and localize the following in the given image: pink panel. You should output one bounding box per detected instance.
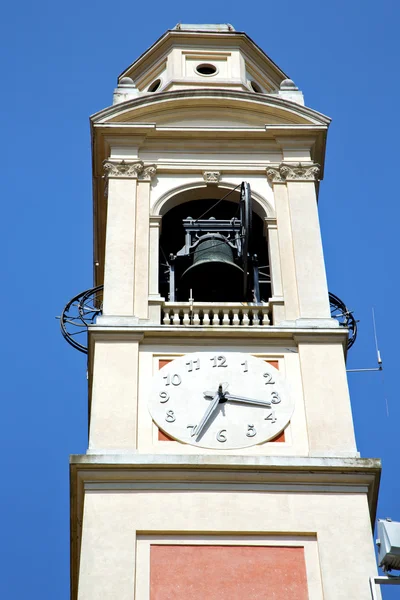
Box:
[150,544,308,599]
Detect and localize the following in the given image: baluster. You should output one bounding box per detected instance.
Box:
[232,309,240,326]
[172,311,180,326]
[242,309,250,326]
[222,310,230,326]
[163,310,171,325]
[192,310,201,326]
[203,310,211,326]
[261,308,270,326]
[182,309,191,326]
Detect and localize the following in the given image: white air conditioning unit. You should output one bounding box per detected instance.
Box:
[377,519,400,572]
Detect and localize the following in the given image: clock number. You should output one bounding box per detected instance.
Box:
[159,391,170,403]
[263,372,275,385]
[186,359,200,372]
[265,411,277,424]
[211,355,228,368]
[241,361,248,373]
[271,391,281,404]
[165,410,176,423]
[246,424,257,438]
[163,373,182,386]
[187,425,197,437]
[216,429,227,442]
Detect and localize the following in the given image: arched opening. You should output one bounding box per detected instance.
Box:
[159,194,271,303]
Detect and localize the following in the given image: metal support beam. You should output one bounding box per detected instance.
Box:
[370,575,400,600]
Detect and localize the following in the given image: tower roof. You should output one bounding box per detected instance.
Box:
[117,24,289,94]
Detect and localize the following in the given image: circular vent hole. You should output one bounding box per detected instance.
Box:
[196,63,217,76]
[148,79,161,92]
[250,81,263,93]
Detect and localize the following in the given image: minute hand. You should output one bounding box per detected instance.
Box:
[224,393,272,408]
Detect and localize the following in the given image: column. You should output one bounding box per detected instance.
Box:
[102,160,142,316]
[267,163,331,321]
[134,165,157,319]
[264,217,285,324]
[148,215,163,324]
[266,170,299,321]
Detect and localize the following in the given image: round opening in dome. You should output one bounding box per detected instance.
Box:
[148,79,161,92]
[196,63,217,76]
[250,81,263,93]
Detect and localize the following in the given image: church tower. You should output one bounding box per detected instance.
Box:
[68,24,381,599]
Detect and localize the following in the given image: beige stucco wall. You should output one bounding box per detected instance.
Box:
[88,335,356,458]
[77,487,378,600]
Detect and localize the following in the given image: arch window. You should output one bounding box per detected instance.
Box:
[159,198,271,303]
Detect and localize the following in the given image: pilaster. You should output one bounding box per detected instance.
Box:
[267,178,299,321]
[88,331,143,451]
[264,217,284,323]
[267,162,330,320]
[296,337,357,456]
[148,215,163,324]
[134,166,157,319]
[102,160,141,316]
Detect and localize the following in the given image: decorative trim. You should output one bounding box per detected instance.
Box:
[203,171,221,184]
[139,164,157,181]
[103,159,144,178]
[266,162,320,183]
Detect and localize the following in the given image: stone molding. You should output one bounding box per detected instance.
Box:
[203,171,221,184]
[103,160,157,180]
[140,165,157,181]
[266,162,320,183]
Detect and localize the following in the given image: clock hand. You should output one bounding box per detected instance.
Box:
[195,385,223,441]
[225,393,272,408]
[203,391,271,409]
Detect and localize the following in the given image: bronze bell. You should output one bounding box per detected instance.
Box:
[180,235,244,301]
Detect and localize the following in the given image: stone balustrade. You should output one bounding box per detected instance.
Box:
[161,302,270,327]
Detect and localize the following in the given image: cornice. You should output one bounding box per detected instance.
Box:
[91,89,331,127]
[266,162,320,183]
[70,453,381,523]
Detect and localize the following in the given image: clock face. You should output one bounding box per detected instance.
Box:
[149,352,294,450]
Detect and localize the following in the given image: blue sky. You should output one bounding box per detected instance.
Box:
[1,1,399,598]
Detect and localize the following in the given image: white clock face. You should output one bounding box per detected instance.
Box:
[149,352,294,450]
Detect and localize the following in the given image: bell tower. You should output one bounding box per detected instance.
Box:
[67,24,381,599]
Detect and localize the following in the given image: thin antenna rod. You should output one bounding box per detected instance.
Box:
[372,307,383,366]
[346,307,383,373]
[373,307,389,416]
[346,307,389,416]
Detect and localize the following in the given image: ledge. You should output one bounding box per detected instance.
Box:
[70,453,380,470]
[70,453,380,524]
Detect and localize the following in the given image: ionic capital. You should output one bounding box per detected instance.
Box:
[266,162,320,183]
[103,159,144,179]
[139,164,157,181]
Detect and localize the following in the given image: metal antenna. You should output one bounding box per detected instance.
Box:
[347,308,383,373]
[347,308,389,415]
[372,307,383,368]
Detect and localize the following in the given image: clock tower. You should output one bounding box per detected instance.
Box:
[67,24,381,599]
